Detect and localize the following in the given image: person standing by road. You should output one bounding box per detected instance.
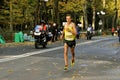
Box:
[86,24,93,40]
[111,27,115,36]
[117,27,120,42]
[61,14,77,70]
[76,22,82,39]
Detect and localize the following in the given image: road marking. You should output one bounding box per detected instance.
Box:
[0,37,116,63]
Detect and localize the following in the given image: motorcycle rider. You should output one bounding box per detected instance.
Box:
[87,24,93,40]
[34,21,48,48]
[34,21,47,32]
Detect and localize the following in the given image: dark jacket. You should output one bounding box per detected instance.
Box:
[118,28,120,37]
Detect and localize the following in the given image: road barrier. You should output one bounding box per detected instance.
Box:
[14,31,24,42]
[0,35,5,44]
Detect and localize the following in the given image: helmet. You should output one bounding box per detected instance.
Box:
[40,20,45,24]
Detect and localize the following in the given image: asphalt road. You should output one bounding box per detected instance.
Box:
[0,36,120,80]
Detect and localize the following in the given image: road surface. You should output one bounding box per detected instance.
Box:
[0,36,120,80]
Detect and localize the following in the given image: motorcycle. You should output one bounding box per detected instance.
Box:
[34,30,47,49]
[86,31,92,40]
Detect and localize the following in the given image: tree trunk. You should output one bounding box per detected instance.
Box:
[35,0,40,26]
[83,0,88,29]
[92,7,96,30]
[10,1,13,32]
[53,0,59,24]
[114,0,118,28]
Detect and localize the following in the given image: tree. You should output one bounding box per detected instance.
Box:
[0,0,36,32]
[1,0,120,33]
[59,0,84,25]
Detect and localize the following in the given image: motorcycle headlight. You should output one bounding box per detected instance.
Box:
[34,32,41,35]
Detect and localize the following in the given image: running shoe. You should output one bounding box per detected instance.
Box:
[71,61,75,66]
[64,66,68,70]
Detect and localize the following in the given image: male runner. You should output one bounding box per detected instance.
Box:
[61,14,77,70]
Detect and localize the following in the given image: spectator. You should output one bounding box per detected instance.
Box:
[117,26,120,42]
[111,27,115,36]
[76,22,82,39]
[51,23,58,42]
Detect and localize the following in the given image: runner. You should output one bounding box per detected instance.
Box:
[61,14,77,70]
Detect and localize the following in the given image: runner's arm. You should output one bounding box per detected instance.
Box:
[70,23,77,35]
[60,27,65,39]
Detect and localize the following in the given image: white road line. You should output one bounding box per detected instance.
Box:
[0,37,115,63]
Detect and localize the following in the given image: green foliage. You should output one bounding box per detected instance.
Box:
[104,0,115,16]
[0,0,120,29]
[59,0,83,13]
[0,0,35,25]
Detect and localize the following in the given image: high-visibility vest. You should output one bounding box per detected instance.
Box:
[39,25,47,31]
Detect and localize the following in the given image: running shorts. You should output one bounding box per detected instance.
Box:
[64,39,76,48]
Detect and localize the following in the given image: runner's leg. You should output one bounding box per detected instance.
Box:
[64,43,69,66]
[119,36,120,42]
[70,47,75,63]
